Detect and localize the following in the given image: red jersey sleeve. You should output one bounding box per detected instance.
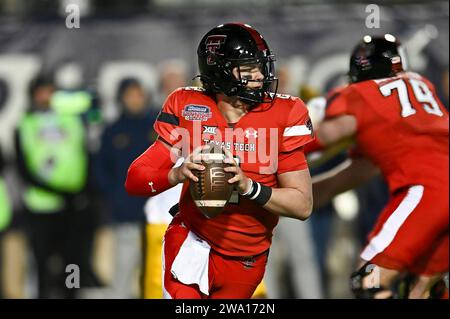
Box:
[326,85,366,126]
[125,140,175,196]
[277,147,308,174]
[325,86,349,118]
[154,89,182,146]
[280,98,314,152]
[345,86,369,128]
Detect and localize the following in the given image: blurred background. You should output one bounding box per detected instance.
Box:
[0,0,448,299]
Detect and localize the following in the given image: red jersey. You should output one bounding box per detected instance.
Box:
[325,85,348,118]
[327,72,449,193]
[154,87,313,256]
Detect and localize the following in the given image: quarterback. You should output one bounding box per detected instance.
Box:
[126,23,314,298]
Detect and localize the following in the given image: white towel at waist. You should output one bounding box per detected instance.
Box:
[170,230,211,295]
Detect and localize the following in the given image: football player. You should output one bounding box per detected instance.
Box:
[310,34,449,299]
[126,23,314,299]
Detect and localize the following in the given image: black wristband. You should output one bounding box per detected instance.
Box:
[245,180,272,206]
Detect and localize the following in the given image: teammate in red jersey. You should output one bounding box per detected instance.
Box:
[125,23,314,299]
[311,34,449,299]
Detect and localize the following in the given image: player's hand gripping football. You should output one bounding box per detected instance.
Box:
[222,147,252,195]
[168,145,210,185]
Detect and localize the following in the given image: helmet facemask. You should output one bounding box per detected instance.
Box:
[229,55,278,106]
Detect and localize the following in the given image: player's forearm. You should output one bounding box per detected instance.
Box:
[125,140,176,196]
[263,187,313,220]
[125,164,172,196]
[307,137,354,170]
[312,158,379,209]
[315,115,357,146]
[244,169,313,220]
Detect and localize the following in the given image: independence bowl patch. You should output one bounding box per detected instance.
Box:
[182,104,212,121]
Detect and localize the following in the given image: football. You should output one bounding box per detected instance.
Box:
[189,146,234,219]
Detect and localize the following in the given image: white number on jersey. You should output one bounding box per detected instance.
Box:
[379,79,444,118]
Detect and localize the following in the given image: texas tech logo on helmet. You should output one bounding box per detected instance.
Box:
[205,35,227,65]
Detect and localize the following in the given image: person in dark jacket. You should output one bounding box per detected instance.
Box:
[94,77,158,298]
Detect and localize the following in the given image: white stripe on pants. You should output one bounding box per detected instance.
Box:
[361,185,424,262]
